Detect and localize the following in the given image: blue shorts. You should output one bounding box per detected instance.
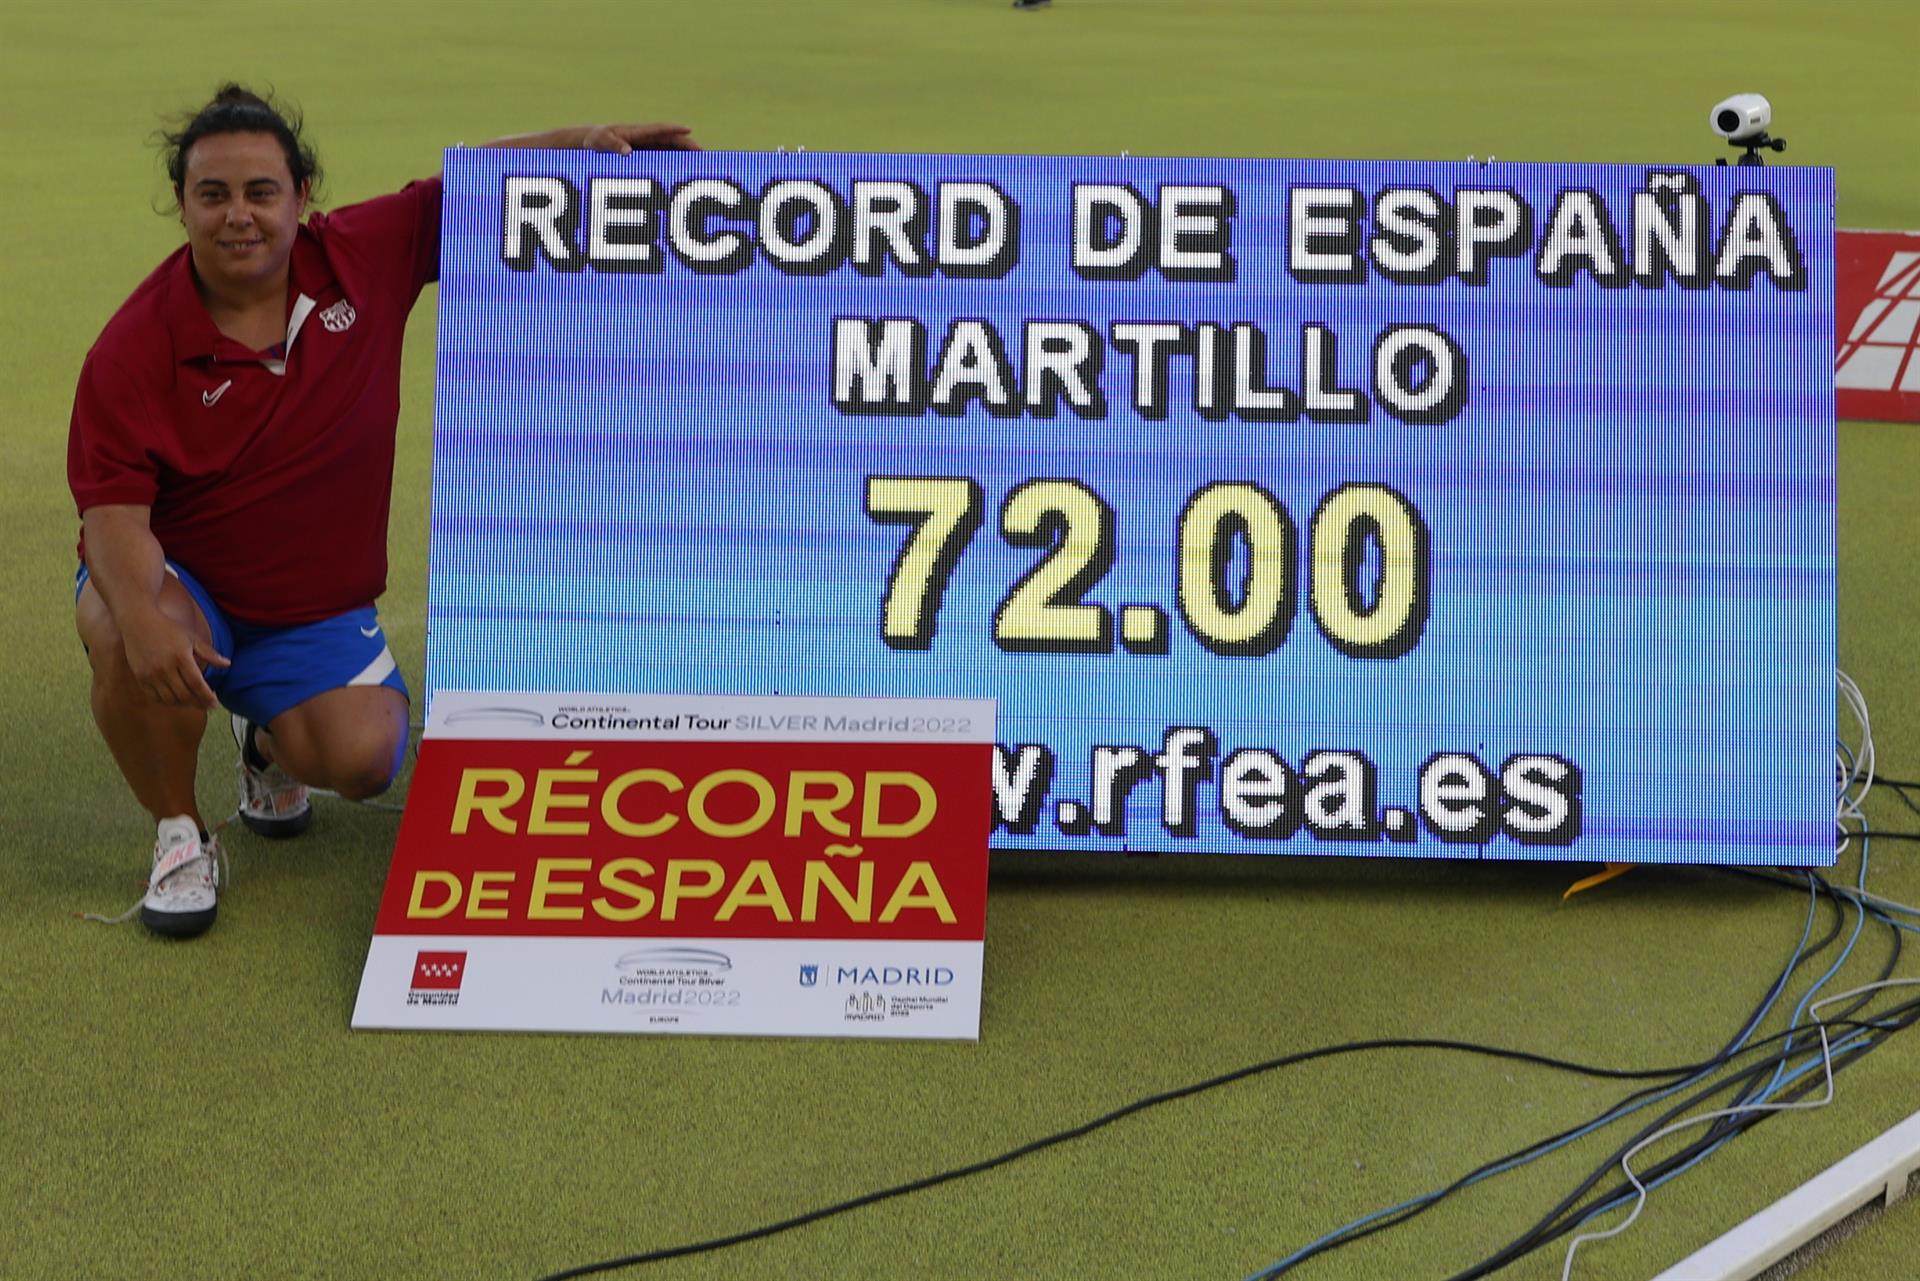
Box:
[75,561,410,729]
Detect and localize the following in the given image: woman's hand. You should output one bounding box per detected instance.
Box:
[118,605,229,709]
[580,123,701,154]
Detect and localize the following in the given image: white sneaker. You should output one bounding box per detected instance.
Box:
[231,714,312,838]
[142,816,220,938]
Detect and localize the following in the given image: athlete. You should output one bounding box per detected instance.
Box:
[69,85,697,938]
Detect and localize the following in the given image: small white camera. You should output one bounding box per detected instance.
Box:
[1711,94,1772,142]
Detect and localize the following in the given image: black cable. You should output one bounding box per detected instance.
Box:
[534,862,1917,1281]
[1443,912,1892,1276]
[1434,871,1920,1280]
[1539,894,1908,1225]
[1274,837,1909,1276]
[1873,775,1920,790]
[1263,868,1909,1277]
[529,1036,1717,1281]
[535,872,1833,1280]
[1247,1006,1914,1279]
[1521,1014,1919,1259]
[1726,869,1903,1034]
[1454,988,1920,1281]
[1444,991,1920,1281]
[1859,830,1920,843]
[1253,870,1870,1276]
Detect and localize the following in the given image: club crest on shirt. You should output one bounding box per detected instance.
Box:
[319,300,357,333]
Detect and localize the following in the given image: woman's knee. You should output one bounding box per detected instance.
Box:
[277,718,405,800]
[332,744,402,801]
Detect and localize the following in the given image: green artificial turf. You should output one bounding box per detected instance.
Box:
[4,2,1920,1279]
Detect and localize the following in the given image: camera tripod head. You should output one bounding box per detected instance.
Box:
[1711,93,1787,166]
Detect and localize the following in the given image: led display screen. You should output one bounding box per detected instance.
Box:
[428,149,1835,865]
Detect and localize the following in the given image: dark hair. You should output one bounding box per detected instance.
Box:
[161,84,322,200]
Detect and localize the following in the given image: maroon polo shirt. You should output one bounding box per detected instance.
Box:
[68,176,442,625]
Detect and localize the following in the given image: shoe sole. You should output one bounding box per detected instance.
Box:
[141,903,217,938]
[240,805,313,839]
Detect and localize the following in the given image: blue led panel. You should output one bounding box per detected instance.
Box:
[429,150,1836,865]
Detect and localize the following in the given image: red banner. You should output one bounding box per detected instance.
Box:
[1837,229,1920,422]
[372,738,990,941]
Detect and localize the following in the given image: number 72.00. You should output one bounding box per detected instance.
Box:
[862,475,1431,661]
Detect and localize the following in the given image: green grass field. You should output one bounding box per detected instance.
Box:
[6,2,1920,1278]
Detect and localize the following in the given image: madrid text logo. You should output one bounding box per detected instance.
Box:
[833,964,955,987]
[799,965,819,987]
[407,950,466,1007]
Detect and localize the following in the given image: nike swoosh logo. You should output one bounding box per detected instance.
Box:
[359,625,381,638]
[202,380,232,407]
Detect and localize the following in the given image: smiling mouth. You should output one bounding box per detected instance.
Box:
[219,238,264,251]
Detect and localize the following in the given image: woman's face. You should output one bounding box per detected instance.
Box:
[176,131,307,299]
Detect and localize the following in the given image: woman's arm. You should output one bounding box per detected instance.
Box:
[481,123,699,155]
[81,505,228,708]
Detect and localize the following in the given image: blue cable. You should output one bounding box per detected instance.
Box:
[1565,1022,1882,1229]
[1254,746,1918,1279]
[1753,866,1865,1100]
[1245,874,1826,1280]
[1853,818,1920,933]
[1539,811,1918,1250]
[1538,769,1896,1248]
[1561,819,1876,1246]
